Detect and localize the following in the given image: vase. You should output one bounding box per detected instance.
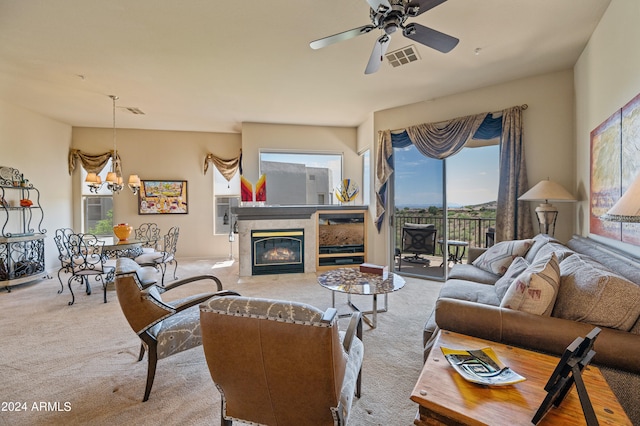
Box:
[113,223,133,241]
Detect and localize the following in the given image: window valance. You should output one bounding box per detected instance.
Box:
[375,104,532,242]
[203,150,242,181]
[68,149,121,176]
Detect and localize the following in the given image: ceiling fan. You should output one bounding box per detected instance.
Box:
[310,0,459,74]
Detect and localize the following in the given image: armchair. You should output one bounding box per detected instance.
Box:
[114,257,237,402]
[134,226,179,286]
[200,295,364,426]
[398,223,437,270]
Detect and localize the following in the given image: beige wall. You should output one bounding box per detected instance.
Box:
[368,70,576,265]
[71,128,241,258]
[0,99,73,273]
[574,0,640,256]
[241,122,362,203]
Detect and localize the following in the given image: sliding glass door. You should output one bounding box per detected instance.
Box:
[391,143,499,280]
[391,144,446,279]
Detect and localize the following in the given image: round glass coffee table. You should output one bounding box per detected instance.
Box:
[317,268,405,328]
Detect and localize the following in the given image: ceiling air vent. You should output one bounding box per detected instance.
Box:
[385,44,421,68]
[119,106,146,115]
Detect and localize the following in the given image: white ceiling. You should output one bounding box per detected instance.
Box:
[0,0,611,134]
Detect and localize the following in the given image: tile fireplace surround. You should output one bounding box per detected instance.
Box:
[234,205,368,277]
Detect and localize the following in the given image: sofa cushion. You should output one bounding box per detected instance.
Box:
[523,234,558,263]
[472,239,534,276]
[494,256,530,301]
[535,241,576,263]
[554,254,640,331]
[438,279,501,306]
[500,252,560,316]
[447,264,500,285]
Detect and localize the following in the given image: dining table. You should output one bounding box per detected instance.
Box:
[100,237,144,259]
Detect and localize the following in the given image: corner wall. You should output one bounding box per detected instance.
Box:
[574,0,640,256]
[0,100,73,274]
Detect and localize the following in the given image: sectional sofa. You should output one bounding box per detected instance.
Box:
[423,234,640,423]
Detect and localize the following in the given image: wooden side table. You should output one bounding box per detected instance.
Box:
[410,330,631,425]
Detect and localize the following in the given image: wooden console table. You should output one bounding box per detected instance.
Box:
[411,330,631,425]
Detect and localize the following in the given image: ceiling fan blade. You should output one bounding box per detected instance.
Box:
[403,23,459,53]
[366,0,391,11]
[310,25,376,50]
[406,0,447,17]
[365,34,391,75]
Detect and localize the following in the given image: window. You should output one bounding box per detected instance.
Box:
[81,160,114,236]
[213,167,240,235]
[259,151,342,205]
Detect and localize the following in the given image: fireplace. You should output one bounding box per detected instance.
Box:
[251,229,304,275]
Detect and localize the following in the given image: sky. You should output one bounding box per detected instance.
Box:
[393,144,499,207]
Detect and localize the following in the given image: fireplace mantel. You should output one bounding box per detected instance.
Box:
[233,205,366,221]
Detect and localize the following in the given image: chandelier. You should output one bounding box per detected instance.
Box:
[85,95,141,194]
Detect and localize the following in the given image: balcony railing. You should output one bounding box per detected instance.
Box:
[394,212,496,258]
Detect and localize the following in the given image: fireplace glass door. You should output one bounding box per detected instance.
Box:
[251,229,304,275]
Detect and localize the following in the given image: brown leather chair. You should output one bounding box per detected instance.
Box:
[114,257,237,401]
[200,295,364,426]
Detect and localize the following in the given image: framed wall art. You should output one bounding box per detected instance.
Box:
[138,180,188,215]
[590,91,640,244]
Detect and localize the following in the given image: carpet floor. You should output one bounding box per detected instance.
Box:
[0,258,443,426]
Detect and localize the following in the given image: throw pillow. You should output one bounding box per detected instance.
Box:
[553,254,640,331]
[472,238,534,276]
[500,252,560,316]
[494,256,530,301]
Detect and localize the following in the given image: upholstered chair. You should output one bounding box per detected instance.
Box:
[200,295,364,426]
[134,226,179,286]
[114,257,237,402]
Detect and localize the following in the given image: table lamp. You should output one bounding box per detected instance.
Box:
[519,179,576,237]
[601,171,640,222]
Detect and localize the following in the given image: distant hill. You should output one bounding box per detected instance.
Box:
[396,201,496,211]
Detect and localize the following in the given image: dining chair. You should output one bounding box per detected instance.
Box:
[114,257,238,402]
[53,227,74,294]
[200,295,364,426]
[134,226,179,286]
[134,223,162,251]
[66,233,115,305]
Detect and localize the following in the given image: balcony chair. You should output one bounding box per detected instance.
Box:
[53,227,74,294]
[66,233,115,305]
[134,223,162,251]
[397,223,437,270]
[200,295,364,426]
[134,226,179,286]
[114,257,237,402]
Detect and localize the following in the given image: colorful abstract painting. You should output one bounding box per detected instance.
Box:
[255,174,266,202]
[621,92,640,244]
[240,176,253,202]
[590,110,621,240]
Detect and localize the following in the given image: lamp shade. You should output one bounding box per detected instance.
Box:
[518,179,576,203]
[85,172,98,184]
[601,172,640,222]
